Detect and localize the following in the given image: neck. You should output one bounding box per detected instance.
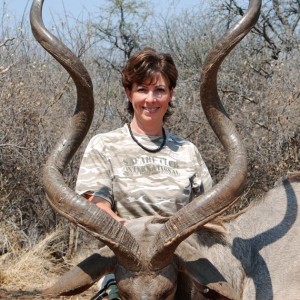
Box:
[130,119,163,136]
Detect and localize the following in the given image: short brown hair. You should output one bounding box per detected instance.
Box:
[122,47,178,89]
[122,48,178,121]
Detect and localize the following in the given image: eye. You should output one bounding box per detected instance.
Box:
[153,88,166,98]
[137,87,147,93]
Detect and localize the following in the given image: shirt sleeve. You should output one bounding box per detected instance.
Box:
[190,144,213,198]
[75,135,114,206]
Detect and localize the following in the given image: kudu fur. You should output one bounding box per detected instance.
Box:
[30,0,300,299]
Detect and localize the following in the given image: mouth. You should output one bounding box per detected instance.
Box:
[143,107,160,113]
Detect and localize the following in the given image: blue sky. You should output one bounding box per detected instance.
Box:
[4,0,204,26]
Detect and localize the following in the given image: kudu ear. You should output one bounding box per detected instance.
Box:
[43,247,116,296]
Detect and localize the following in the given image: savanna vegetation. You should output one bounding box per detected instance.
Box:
[0,0,299,298]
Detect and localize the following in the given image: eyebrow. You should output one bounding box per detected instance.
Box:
[137,83,167,88]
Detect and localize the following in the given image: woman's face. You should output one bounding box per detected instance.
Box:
[126,74,173,127]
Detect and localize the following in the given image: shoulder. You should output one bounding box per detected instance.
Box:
[166,131,204,163]
[87,125,128,149]
[166,131,197,150]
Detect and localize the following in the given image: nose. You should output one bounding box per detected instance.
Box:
[145,91,157,102]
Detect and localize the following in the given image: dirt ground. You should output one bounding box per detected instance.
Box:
[0,287,98,299]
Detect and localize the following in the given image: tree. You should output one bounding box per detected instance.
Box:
[91,0,151,70]
[214,0,300,62]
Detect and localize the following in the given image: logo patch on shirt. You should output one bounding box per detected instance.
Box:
[123,155,180,176]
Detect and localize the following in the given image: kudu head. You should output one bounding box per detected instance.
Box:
[30,0,261,299]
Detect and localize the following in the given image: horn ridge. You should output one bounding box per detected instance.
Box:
[150,0,261,270]
[30,0,141,270]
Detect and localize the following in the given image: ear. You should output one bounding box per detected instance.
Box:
[169,88,174,102]
[125,88,132,101]
[43,246,116,296]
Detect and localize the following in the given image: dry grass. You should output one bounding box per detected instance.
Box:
[0,228,99,299]
[0,228,67,290]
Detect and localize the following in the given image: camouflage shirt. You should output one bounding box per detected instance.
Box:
[76,124,212,220]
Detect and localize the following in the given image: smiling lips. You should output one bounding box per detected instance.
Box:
[143,107,160,113]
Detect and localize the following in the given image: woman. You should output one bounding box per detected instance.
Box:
[76,47,212,299]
